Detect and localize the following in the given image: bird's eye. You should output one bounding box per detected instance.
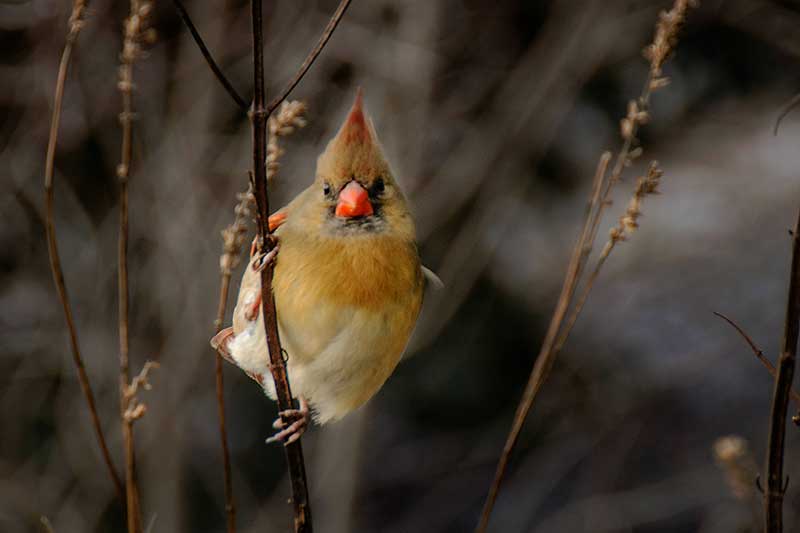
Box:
[373,178,385,194]
[323,182,331,196]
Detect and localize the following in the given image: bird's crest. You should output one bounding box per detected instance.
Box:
[318,88,388,181]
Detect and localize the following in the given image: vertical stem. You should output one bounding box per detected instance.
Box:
[117,3,146,531]
[44,1,126,504]
[213,273,237,533]
[764,209,800,533]
[249,2,313,531]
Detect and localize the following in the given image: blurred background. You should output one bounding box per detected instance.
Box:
[3,0,800,531]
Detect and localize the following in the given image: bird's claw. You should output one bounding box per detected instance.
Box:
[266,396,309,446]
[251,240,280,272]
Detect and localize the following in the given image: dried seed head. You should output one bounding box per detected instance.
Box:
[643,0,697,75]
[713,435,757,501]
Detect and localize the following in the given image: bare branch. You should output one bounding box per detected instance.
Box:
[774,93,800,136]
[170,0,248,112]
[265,0,352,115]
[764,209,800,533]
[250,2,312,531]
[714,311,800,420]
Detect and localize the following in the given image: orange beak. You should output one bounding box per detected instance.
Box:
[335,180,373,218]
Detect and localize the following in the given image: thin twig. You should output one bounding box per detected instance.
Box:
[117,3,154,532]
[774,93,800,136]
[475,149,609,533]
[250,2,312,531]
[764,209,800,533]
[476,2,696,531]
[43,0,126,504]
[265,0,352,116]
[170,0,248,111]
[713,311,800,411]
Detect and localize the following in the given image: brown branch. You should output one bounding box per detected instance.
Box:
[117,3,155,532]
[476,2,696,531]
[764,209,800,533]
[713,311,800,412]
[774,93,800,136]
[43,0,126,504]
[250,2,312,531]
[476,149,609,533]
[265,0,352,116]
[170,0,248,112]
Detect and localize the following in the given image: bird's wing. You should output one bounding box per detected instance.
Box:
[422,265,444,290]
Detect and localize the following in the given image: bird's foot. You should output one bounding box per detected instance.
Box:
[266,395,309,446]
[250,238,280,272]
[243,292,262,321]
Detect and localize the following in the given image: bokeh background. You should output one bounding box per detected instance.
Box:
[3,0,800,531]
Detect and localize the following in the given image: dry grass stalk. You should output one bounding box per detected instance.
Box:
[43,0,126,503]
[764,210,800,533]
[267,101,307,181]
[39,516,56,533]
[117,3,156,532]
[211,100,306,533]
[476,2,696,531]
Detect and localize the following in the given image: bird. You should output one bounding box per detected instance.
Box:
[211,89,438,445]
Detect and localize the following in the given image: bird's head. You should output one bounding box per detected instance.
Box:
[314,88,413,237]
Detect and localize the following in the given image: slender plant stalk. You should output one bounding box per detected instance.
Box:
[250,2,312,531]
[714,311,800,411]
[43,0,126,505]
[476,149,609,533]
[213,187,255,533]
[117,3,155,531]
[764,209,800,533]
[213,273,237,533]
[476,2,696,530]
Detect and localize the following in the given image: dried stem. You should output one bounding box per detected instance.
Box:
[213,185,258,533]
[774,92,800,136]
[764,209,800,533]
[555,161,663,351]
[170,0,248,112]
[171,0,350,116]
[713,311,800,413]
[213,187,254,533]
[265,0,352,116]
[475,148,610,533]
[117,3,155,532]
[476,2,696,531]
[250,2,312,531]
[43,0,125,504]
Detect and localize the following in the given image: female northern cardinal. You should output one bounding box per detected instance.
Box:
[212,89,437,444]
